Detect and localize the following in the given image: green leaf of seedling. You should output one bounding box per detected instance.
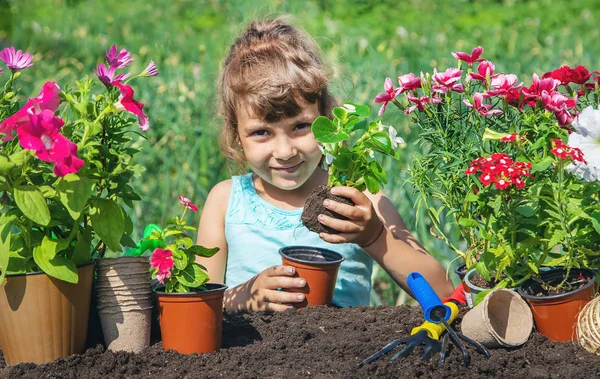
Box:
[515,205,536,217]
[465,192,479,202]
[311,116,350,143]
[473,289,492,307]
[172,249,188,270]
[346,102,370,117]
[0,153,15,175]
[0,223,11,284]
[474,262,491,281]
[531,156,554,173]
[332,107,347,121]
[458,217,479,228]
[72,228,92,265]
[176,236,193,249]
[120,233,138,248]
[90,198,124,252]
[9,149,31,166]
[365,132,392,154]
[56,174,94,220]
[33,239,78,283]
[177,264,209,288]
[364,173,381,194]
[332,148,352,170]
[368,161,387,184]
[591,211,600,235]
[187,245,220,258]
[14,185,51,226]
[482,128,510,141]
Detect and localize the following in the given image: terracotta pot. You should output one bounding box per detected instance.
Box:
[279,246,344,309]
[0,262,94,365]
[518,267,597,342]
[156,283,227,355]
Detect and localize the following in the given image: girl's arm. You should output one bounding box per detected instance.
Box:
[318,187,454,299]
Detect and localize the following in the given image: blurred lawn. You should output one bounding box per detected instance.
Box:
[4,0,600,305]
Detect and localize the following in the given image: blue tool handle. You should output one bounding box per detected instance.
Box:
[407,272,451,323]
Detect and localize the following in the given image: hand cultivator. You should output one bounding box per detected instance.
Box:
[360,273,490,367]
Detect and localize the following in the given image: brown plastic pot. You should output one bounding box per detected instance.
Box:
[279,246,344,309]
[0,262,94,365]
[156,283,227,355]
[518,267,597,342]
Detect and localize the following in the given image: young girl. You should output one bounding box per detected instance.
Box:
[196,18,454,312]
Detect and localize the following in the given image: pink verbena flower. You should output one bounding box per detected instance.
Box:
[178,195,199,212]
[432,68,464,94]
[405,94,442,114]
[451,46,483,66]
[0,47,34,72]
[486,74,522,97]
[151,248,174,284]
[463,93,503,117]
[0,81,60,141]
[16,110,84,177]
[106,44,133,69]
[397,73,421,93]
[114,81,149,131]
[374,77,401,116]
[95,64,130,87]
[142,60,159,77]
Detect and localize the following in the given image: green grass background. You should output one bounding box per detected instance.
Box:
[4,0,600,304]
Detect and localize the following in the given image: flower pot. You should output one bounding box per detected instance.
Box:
[95,257,152,352]
[461,289,533,348]
[156,283,227,355]
[454,263,468,282]
[518,267,597,342]
[279,246,344,309]
[463,268,486,308]
[0,262,94,365]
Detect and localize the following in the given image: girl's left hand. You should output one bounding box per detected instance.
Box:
[317,186,383,247]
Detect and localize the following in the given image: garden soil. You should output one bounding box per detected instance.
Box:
[1,304,599,378]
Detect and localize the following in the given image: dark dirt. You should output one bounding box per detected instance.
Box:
[301,185,354,234]
[2,304,599,379]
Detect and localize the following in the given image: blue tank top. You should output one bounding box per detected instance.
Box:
[224,173,373,307]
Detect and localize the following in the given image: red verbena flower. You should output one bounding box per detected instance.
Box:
[542,65,591,86]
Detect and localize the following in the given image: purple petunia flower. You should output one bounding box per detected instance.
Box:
[0,47,34,72]
[105,45,133,69]
[142,60,159,77]
[95,64,130,87]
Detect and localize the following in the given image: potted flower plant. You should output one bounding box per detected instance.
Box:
[149,196,226,355]
[0,45,156,364]
[290,103,401,307]
[376,46,600,340]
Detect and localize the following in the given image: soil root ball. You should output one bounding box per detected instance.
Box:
[301,185,354,234]
[577,295,600,355]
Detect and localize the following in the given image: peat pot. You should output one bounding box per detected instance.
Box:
[156,283,227,355]
[279,246,344,309]
[0,262,94,365]
[518,267,597,342]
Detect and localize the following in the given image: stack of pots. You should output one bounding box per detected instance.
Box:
[95,257,153,352]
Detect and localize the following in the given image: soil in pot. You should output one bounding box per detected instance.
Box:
[301,185,354,234]
[2,305,600,378]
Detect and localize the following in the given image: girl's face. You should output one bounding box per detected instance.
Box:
[236,99,322,191]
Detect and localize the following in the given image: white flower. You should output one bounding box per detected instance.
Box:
[343,103,356,113]
[388,126,405,149]
[566,105,600,181]
[368,149,375,159]
[325,153,335,165]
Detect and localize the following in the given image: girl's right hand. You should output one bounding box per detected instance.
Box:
[225,265,307,312]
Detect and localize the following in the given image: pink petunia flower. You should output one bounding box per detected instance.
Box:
[451,46,484,66]
[463,93,503,117]
[0,47,34,72]
[374,77,402,116]
[105,45,133,69]
[0,81,61,141]
[16,110,84,177]
[113,81,149,131]
[151,248,174,284]
[397,73,421,93]
[142,60,159,77]
[178,195,199,212]
[432,68,464,94]
[95,64,130,87]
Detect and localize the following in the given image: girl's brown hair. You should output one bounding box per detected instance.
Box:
[217,17,336,173]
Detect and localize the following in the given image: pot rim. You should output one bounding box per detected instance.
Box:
[279,245,344,265]
[517,267,597,301]
[464,268,487,292]
[2,260,95,278]
[154,282,228,296]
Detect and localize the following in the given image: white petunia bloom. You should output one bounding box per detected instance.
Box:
[388,126,405,149]
[325,153,335,165]
[343,103,356,113]
[566,105,600,181]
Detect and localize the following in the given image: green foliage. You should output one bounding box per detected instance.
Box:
[313,103,399,193]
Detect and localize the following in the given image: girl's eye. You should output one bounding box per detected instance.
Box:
[295,123,311,131]
[251,130,269,137]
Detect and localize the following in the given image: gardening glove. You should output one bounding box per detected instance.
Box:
[124,224,165,257]
[442,282,466,306]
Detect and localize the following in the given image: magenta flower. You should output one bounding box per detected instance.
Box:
[405,94,442,114]
[486,74,522,97]
[432,68,464,94]
[468,60,496,83]
[374,78,402,116]
[16,110,84,176]
[179,195,199,212]
[463,93,503,117]
[95,64,130,87]
[451,46,483,66]
[0,47,34,72]
[105,45,133,69]
[151,248,174,284]
[397,73,421,93]
[142,60,159,77]
[113,81,149,131]
[0,81,61,141]
[522,74,561,100]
